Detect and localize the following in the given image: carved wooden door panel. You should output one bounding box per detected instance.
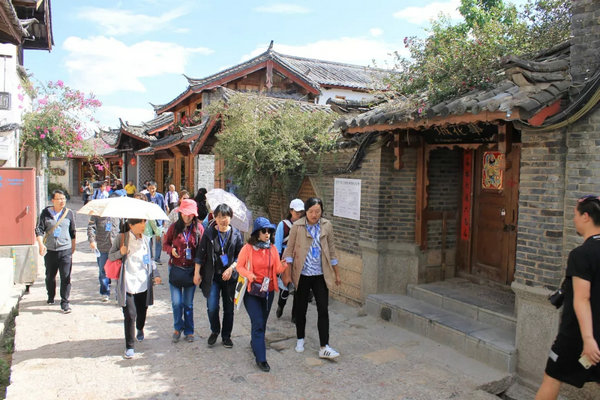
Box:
[470,145,519,284]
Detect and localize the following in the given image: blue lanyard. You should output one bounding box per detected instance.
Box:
[217,230,229,254]
[182,226,192,247]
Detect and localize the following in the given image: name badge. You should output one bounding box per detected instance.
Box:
[53,226,62,237]
[220,253,229,266]
[105,221,112,231]
[185,248,192,260]
[143,254,150,265]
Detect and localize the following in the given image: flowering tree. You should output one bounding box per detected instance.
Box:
[19,79,102,165]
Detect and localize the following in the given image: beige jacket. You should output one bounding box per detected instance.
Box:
[282,217,338,289]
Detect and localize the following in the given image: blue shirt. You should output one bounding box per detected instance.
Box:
[147,192,167,226]
[301,222,323,276]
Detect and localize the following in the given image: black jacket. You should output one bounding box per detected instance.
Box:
[194,225,243,298]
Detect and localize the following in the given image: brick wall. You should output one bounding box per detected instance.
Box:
[514,128,567,289]
[570,0,600,89]
[426,148,460,250]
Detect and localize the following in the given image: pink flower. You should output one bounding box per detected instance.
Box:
[40,134,46,139]
[38,98,48,106]
[56,80,64,88]
[17,93,24,101]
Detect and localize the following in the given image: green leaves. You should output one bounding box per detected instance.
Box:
[208,93,337,207]
[385,0,571,107]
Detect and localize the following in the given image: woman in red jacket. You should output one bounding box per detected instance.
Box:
[163,199,204,343]
[236,217,287,372]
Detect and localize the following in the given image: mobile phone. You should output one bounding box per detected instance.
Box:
[579,355,593,369]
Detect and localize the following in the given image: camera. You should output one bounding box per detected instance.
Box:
[548,288,564,309]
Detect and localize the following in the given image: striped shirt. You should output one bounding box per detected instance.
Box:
[301,222,323,276]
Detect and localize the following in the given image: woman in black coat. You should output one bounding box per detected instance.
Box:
[194,203,243,348]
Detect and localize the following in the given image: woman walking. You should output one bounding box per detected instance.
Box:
[237,217,287,372]
[282,197,341,359]
[82,180,92,205]
[163,199,204,343]
[109,218,161,359]
[194,203,243,348]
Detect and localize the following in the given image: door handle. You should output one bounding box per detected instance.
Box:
[503,224,516,232]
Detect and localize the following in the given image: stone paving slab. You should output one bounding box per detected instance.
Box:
[6,205,508,400]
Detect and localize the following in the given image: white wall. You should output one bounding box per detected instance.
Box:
[0,44,29,167]
[316,88,377,105]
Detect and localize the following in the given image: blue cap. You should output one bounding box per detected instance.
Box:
[252,216,276,235]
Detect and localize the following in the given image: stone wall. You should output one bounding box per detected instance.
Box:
[137,155,155,188]
[196,154,215,193]
[570,0,600,89]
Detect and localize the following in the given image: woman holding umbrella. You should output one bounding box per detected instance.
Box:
[194,203,243,348]
[109,218,162,359]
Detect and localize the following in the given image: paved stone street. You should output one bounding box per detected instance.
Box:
[6,204,507,400]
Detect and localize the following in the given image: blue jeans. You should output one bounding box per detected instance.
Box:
[169,270,196,335]
[206,275,234,339]
[151,236,162,262]
[244,291,274,363]
[97,252,111,296]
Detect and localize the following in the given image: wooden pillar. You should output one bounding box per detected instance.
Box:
[415,139,429,249]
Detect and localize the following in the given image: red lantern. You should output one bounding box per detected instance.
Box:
[130,158,137,166]
[118,159,123,167]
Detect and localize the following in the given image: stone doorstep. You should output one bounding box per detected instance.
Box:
[0,284,25,338]
[407,283,517,332]
[366,293,517,373]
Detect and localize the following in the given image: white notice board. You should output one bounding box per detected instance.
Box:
[333,178,361,220]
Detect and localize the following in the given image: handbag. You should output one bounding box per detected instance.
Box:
[105,233,128,280]
[548,279,566,309]
[249,281,267,298]
[169,266,194,288]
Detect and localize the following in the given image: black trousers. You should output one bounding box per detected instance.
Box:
[295,274,329,347]
[123,291,148,349]
[44,249,72,309]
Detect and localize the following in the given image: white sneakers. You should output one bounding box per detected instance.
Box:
[295,339,340,359]
[295,338,304,353]
[319,345,340,359]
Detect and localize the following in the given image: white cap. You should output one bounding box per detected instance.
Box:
[289,198,304,212]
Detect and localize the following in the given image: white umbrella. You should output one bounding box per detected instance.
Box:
[77,197,169,220]
[206,188,252,232]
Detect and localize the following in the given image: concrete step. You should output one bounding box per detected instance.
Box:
[366,293,516,372]
[407,281,516,331]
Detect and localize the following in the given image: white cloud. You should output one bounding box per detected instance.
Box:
[254,3,310,14]
[394,0,461,25]
[242,38,406,69]
[62,36,213,96]
[370,28,384,37]
[96,105,156,128]
[77,6,188,36]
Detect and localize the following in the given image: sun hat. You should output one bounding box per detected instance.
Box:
[252,216,276,235]
[289,198,304,212]
[178,199,198,216]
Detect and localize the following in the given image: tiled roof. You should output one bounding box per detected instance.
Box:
[142,112,174,133]
[326,97,386,114]
[337,40,572,132]
[120,119,157,142]
[216,86,333,114]
[158,44,393,113]
[187,48,390,92]
[135,116,212,155]
[99,128,120,146]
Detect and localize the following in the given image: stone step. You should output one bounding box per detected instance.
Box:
[407,282,517,331]
[366,293,516,372]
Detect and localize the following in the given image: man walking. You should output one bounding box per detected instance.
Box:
[165,184,179,213]
[146,181,167,264]
[536,195,600,399]
[35,190,77,313]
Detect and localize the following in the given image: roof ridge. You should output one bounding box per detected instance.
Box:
[272,50,390,72]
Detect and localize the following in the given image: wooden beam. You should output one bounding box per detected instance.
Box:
[393,131,403,170]
[346,110,520,135]
[415,139,428,249]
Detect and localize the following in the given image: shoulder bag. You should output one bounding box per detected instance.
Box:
[234,250,251,310]
[105,233,128,280]
[43,208,70,245]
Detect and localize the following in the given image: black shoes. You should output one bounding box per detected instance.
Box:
[276,305,283,319]
[46,299,54,305]
[256,361,270,372]
[136,329,144,342]
[222,337,233,348]
[208,332,218,346]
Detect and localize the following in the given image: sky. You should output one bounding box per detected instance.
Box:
[24,0,529,132]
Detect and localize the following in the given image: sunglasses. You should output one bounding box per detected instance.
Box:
[259,228,272,234]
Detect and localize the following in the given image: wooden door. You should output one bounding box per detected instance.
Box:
[470,144,520,284]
